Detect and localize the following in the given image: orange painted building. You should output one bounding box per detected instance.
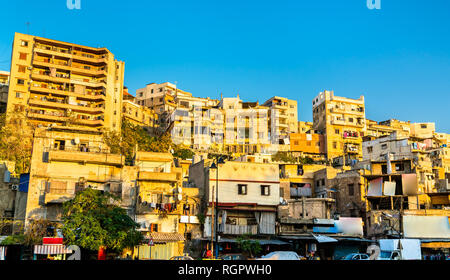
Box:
[289,133,325,156]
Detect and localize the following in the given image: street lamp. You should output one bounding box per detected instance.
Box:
[210,156,225,259]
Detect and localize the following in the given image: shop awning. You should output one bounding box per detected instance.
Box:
[148,232,185,242]
[419,239,450,248]
[312,234,338,243]
[34,245,72,255]
[201,237,289,245]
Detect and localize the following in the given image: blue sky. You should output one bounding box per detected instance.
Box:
[1,0,449,132]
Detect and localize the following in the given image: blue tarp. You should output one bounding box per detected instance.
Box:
[313,226,338,233]
[18,173,29,192]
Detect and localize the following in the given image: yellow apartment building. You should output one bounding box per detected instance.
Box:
[289,132,325,159]
[133,152,196,259]
[24,126,128,226]
[262,96,298,142]
[135,82,180,118]
[122,87,157,127]
[312,90,366,163]
[279,163,327,200]
[7,33,124,132]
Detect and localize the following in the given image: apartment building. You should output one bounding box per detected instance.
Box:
[24,126,128,226]
[133,152,187,260]
[378,119,411,138]
[189,160,280,239]
[262,96,298,142]
[279,163,326,200]
[122,87,157,127]
[0,71,9,113]
[171,95,272,155]
[362,159,450,243]
[7,33,124,131]
[312,90,366,163]
[362,131,447,208]
[220,97,271,155]
[135,82,180,118]
[289,132,325,159]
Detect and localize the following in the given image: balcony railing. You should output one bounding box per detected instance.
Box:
[218,224,258,235]
[46,146,124,166]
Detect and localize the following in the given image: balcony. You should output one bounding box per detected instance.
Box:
[31,73,70,84]
[34,45,108,64]
[30,84,106,101]
[44,192,75,204]
[137,171,179,182]
[33,58,107,77]
[28,112,66,122]
[47,148,124,166]
[29,98,105,114]
[218,224,258,235]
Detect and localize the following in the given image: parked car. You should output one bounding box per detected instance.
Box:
[170,255,194,260]
[342,253,370,260]
[219,253,247,260]
[257,251,302,260]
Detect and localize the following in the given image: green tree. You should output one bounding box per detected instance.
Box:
[236,234,262,258]
[0,112,34,174]
[61,188,143,253]
[24,219,59,246]
[172,145,195,160]
[271,152,297,163]
[103,119,174,165]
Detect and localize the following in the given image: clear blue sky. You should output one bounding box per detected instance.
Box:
[1,0,449,132]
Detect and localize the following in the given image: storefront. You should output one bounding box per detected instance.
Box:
[135,232,185,260]
[33,244,73,260]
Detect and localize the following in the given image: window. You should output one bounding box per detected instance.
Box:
[21,40,28,47]
[367,146,373,153]
[54,140,65,150]
[381,144,388,150]
[421,124,427,129]
[335,129,340,134]
[15,92,23,98]
[17,79,25,85]
[307,141,311,146]
[297,165,304,175]
[149,223,159,232]
[19,52,27,60]
[159,88,163,92]
[348,184,354,196]
[333,142,337,149]
[395,163,404,171]
[18,65,26,73]
[348,118,354,122]
[261,185,270,196]
[238,184,247,195]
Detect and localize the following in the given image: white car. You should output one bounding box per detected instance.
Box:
[342,253,370,260]
[257,251,302,260]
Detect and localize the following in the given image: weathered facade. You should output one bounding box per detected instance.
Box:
[7,33,124,132]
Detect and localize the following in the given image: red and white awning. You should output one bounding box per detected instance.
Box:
[34,244,72,255]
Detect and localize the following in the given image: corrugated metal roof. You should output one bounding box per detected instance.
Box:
[312,234,338,243]
[217,238,289,245]
[148,232,185,242]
